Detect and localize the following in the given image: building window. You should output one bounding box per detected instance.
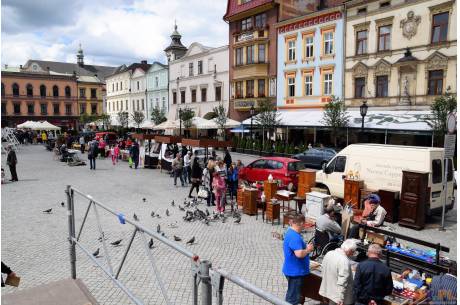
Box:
[52,85,59,97]
[215,86,222,101]
[79,88,86,98]
[141,99,145,110]
[198,61,203,75]
[258,44,265,63]
[1,83,4,96]
[356,30,368,55]
[12,83,19,96]
[241,17,252,31]
[1,103,6,115]
[201,88,207,102]
[162,97,166,109]
[80,103,86,114]
[125,100,128,110]
[246,80,254,97]
[378,25,391,51]
[155,77,159,88]
[28,103,34,114]
[40,85,46,97]
[258,79,265,97]
[376,75,388,97]
[40,103,47,115]
[65,86,71,98]
[120,82,123,90]
[116,83,118,91]
[355,77,365,98]
[324,72,333,95]
[288,77,295,97]
[173,92,177,104]
[255,13,266,28]
[26,84,33,97]
[112,83,114,92]
[137,81,140,91]
[428,70,443,95]
[288,40,296,61]
[136,100,139,110]
[191,89,197,103]
[304,74,313,96]
[236,48,243,66]
[91,104,97,114]
[65,104,72,115]
[357,7,367,14]
[189,63,194,76]
[305,36,314,59]
[181,90,185,104]
[380,1,390,8]
[246,45,255,64]
[235,81,243,98]
[90,88,97,99]
[132,100,134,110]
[323,32,334,55]
[431,12,449,43]
[14,103,20,114]
[53,103,59,115]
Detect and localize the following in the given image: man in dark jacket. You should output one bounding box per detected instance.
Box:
[223,148,232,169]
[87,139,98,170]
[130,141,140,169]
[6,145,18,182]
[353,244,393,305]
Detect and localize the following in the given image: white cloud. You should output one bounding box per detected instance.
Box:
[1,0,228,67]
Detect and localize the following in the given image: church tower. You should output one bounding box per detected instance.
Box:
[164,22,188,62]
[77,43,84,66]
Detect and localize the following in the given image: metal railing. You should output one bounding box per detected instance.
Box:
[66,185,290,305]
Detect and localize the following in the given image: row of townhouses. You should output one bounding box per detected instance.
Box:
[1,0,456,146]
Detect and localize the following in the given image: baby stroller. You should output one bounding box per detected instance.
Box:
[67,153,86,166]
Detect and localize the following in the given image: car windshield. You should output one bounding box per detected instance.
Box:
[288,161,305,171]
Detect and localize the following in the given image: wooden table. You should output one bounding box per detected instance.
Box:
[276,190,296,211]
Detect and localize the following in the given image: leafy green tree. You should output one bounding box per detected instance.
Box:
[254,100,282,147]
[213,104,228,140]
[179,107,195,130]
[151,105,167,125]
[131,111,145,130]
[79,113,95,124]
[99,113,111,130]
[429,88,457,136]
[321,95,350,147]
[117,111,129,129]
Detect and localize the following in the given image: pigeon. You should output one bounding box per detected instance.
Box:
[97,235,107,242]
[133,213,139,221]
[148,238,154,249]
[204,219,210,226]
[60,202,65,207]
[156,215,161,219]
[43,208,52,214]
[221,217,226,223]
[111,239,122,246]
[92,248,100,257]
[186,236,195,245]
[205,209,210,216]
[161,232,166,238]
[174,235,182,242]
[157,224,161,233]
[171,200,175,207]
[142,198,147,202]
[234,217,241,224]
[151,211,155,217]
[178,205,185,211]
[166,209,170,216]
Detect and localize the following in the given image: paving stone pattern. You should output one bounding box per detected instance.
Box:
[1,146,456,305]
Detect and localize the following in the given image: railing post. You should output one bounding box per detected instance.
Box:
[66,185,76,279]
[191,260,199,305]
[200,260,212,305]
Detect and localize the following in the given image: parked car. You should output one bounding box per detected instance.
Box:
[293,148,336,169]
[238,157,305,187]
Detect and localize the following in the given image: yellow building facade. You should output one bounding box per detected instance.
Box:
[344,0,457,108]
[77,76,106,116]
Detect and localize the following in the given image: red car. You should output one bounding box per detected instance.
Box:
[238,157,305,187]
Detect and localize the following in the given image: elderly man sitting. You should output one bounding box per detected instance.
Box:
[316,206,343,242]
[348,194,387,239]
[320,239,358,305]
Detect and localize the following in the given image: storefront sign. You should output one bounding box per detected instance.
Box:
[278,11,342,34]
[238,32,254,42]
[443,134,456,158]
[234,100,255,110]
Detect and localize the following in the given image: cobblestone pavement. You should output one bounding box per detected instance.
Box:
[1,146,456,305]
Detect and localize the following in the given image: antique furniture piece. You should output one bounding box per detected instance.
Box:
[243,188,258,215]
[305,191,331,220]
[378,189,400,223]
[344,179,364,209]
[265,199,281,225]
[398,171,428,230]
[264,181,278,201]
[297,169,316,197]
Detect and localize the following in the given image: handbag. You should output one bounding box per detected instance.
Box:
[128,157,133,166]
[198,187,209,199]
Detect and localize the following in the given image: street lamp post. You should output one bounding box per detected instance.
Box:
[179,108,182,137]
[360,100,368,131]
[250,105,255,141]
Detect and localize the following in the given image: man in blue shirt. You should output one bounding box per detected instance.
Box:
[283,213,314,304]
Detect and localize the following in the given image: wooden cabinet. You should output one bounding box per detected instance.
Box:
[399,171,428,230]
[297,169,316,198]
[264,181,278,201]
[265,201,280,223]
[243,189,258,215]
[378,189,400,223]
[237,188,244,208]
[344,179,364,209]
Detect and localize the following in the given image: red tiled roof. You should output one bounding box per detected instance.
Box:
[224,0,274,20]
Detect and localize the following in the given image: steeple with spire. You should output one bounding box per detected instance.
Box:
[164,22,188,61]
[77,43,84,66]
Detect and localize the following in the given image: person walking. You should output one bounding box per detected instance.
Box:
[41,131,47,145]
[282,213,314,305]
[172,154,184,187]
[319,239,357,305]
[130,141,140,169]
[212,171,226,214]
[223,148,232,170]
[202,160,215,206]
[353,244,393,305]
[112,144,120,165]
[79,135,85,153]
[87,139,98,170]
[188,157,202,198]
[227,163,238,201]
[6,145,18,182]
[183,151,192,185]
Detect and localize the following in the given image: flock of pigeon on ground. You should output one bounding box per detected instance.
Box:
[43,197,243,258]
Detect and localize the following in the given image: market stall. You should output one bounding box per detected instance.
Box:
[132,134,159,168]
[154,135,182,172]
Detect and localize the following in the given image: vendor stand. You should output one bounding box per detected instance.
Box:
[132,134,159,168]
[154,135,182,172]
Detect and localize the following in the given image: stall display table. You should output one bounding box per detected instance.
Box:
[276,190,296,211]
[243,189,258,215]
[265,200,280,225]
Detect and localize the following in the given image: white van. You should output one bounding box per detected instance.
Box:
[315,144,455,215]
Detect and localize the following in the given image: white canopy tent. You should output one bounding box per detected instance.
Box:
[37,121,61,131]
[153,120,179,130]
[140,121,156,130]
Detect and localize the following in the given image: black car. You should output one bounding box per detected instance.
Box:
[293,148,336,169]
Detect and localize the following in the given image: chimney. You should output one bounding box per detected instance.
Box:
[46,67,50,74]
[19,65,23,70]
[141,60,147,64]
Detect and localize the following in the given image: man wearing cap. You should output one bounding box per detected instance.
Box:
[348,194,386,239]
[6,145,18,182]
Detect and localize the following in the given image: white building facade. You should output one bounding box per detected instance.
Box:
[146,62,169,121]
[168,43,229,120]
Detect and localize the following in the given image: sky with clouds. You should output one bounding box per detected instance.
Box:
[1,0,228,67]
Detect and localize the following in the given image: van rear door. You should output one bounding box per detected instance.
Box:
[430,158,455,212]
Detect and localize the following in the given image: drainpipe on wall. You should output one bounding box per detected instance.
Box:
[342,4,347,104]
